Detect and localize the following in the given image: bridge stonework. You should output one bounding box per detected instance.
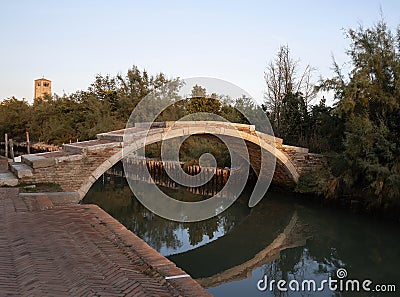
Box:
[19,147,122,197]
[11,121,327,200]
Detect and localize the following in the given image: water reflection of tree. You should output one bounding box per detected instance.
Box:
[83,179,181,251]
[127,198,182,251]
[260,245,303,297]
[83,175,246,253]
[186,216,220,246]
[261,246,341,297]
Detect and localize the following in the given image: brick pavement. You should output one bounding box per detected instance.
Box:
[0,188,211,297]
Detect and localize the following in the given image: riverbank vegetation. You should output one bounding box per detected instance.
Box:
[1,19,399,214]
[295,20,400,215]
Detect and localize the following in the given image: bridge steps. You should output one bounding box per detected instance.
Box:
[21,153,56,168]
[97,127,148,142]
[0,171,18,186]
[63,139,122,154]
[9,162,33,178]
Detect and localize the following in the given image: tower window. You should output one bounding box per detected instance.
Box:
[43,82,49,87]
[37,82,41,86]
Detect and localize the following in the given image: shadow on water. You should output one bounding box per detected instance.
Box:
[82,162,400,297]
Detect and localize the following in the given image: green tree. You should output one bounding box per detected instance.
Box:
[0,97,31,141]
[322,19,400,207]
[184,85,222,118]
[279,92,309,146]
[190,84,207,98]
[307,98,343,153]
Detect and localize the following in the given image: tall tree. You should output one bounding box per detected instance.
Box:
[279,92,309,146]
[184,85,222,118]
[322,19,400,207]
[264,45,316,137]
[190,85,207,98]
[0,97,31,141]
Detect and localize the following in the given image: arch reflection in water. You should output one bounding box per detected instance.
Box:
[194,212,311,288]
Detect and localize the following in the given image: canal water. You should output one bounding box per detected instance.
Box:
[82,163,399,297]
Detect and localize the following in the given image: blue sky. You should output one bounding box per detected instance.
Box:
[1,0,400,104]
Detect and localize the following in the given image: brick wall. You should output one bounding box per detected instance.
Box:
[21,148,121,192]
[281,145,328,175]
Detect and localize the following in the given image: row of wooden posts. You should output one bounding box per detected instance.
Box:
[109,158,232,197]
[3,132,30,159]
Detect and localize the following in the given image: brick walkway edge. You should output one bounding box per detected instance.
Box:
[0,188,211,297]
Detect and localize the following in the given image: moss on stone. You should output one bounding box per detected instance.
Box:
[19,182,64,193]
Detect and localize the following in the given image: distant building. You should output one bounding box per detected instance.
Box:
[34,78,51,100]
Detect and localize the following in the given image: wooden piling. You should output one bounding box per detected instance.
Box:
[5,133,8,159]
[26,131,30,154]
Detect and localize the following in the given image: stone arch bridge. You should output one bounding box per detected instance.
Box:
[10,121,326,200]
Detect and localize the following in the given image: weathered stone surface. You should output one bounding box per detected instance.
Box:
[55,153,84,163]
[96,132,124,142]
[0,171,18,186]
[9,163,33,178]
[282,144,309,154]
[62,143,85,154]
[21,154,55,168]
[19,192,80,206]
[19,193,54,210]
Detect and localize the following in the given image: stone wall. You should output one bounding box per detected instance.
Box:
[295,153,328,175]
[281,144,327,175]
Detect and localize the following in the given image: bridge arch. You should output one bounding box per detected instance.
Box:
[77,122,299,200]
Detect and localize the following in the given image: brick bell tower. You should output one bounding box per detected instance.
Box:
[34,78,52,100]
